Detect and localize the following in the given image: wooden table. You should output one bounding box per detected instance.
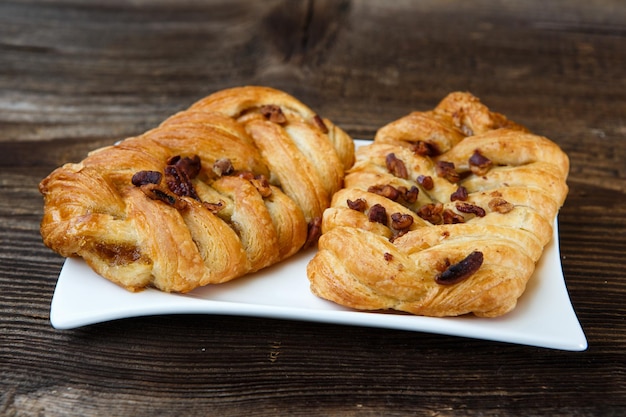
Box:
[2,1,625,415]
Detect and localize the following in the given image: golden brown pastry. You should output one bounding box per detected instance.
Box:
[307,92,569,317]
[40,86,354,292]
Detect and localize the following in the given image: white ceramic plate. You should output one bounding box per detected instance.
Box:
[49,140,587,351]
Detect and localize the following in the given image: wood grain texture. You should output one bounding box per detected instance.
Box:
[1,0,625,415]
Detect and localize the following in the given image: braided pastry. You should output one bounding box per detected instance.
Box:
[307,92,569,317]
[40,86,354,292]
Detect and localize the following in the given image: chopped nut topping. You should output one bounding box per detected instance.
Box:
[260,104,287,124]
[237,172,272,198]
[132,155,228,213]
[386,153,408,179]
[417,203,444,224]
[455,202,486,217]
[304,216,323,248]
[417,175,434,190]
[400,185,419,203]
[450,186,469,202]
[213,158,234,176]
[411,140,439,156]
[390,212,414,230]
[435,251,484,285]
[131,170,162,187]
[442,209,465,224]
[203,200,225,213]
[238,171,255,181]
[347,198,367,212]
[368,204,388,225]
[253,175,272,197]
[489,197,514,213]
[469,150,493,176]
[167,155,201,179]
[133,156,202,209]
[164,155,202,200]
[165,165,199,200]
[435,161,460,183]
[313,114,329,133]
[368,184,419,205]
[140,184,188,210]
[368,184,400,201]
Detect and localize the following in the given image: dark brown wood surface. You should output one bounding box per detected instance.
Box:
[1,1,625,415]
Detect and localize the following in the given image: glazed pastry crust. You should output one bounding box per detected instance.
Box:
[307,92,569,317]
[40,86,354,293]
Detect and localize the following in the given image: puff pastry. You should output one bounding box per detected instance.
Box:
[307,92,569,317]
[40,86,354,292]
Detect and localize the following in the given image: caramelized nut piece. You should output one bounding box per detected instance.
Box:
[304,216,323,248]
[347,198,367,212]
[165,164,199,200]
[386,153,408,179]
[402,185,419,203]
[489,197,514,213]
[417,203,444,224]
[435,251,484,285]
[238,171,255,181]
[132,170,162,187]
[436,161,460,183]
[167,155,201,179]
[203,200,225,213]
[417,175,434,190]
[237,172,272,197]
[390,212,414,230]
[164,155,202,200]
[141,184,188,210]
[260,104,287,124]
[313,114,329,133]
[442,209,465,224]
[133,155,202,209]
[213,158,234,176]
[368,184,400,201]
[469,150,493,176]
[250,174,272,198]
[368,204,388,225]
[450,186,468,202]
[456,202,486,217]
[411,140,439,156]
